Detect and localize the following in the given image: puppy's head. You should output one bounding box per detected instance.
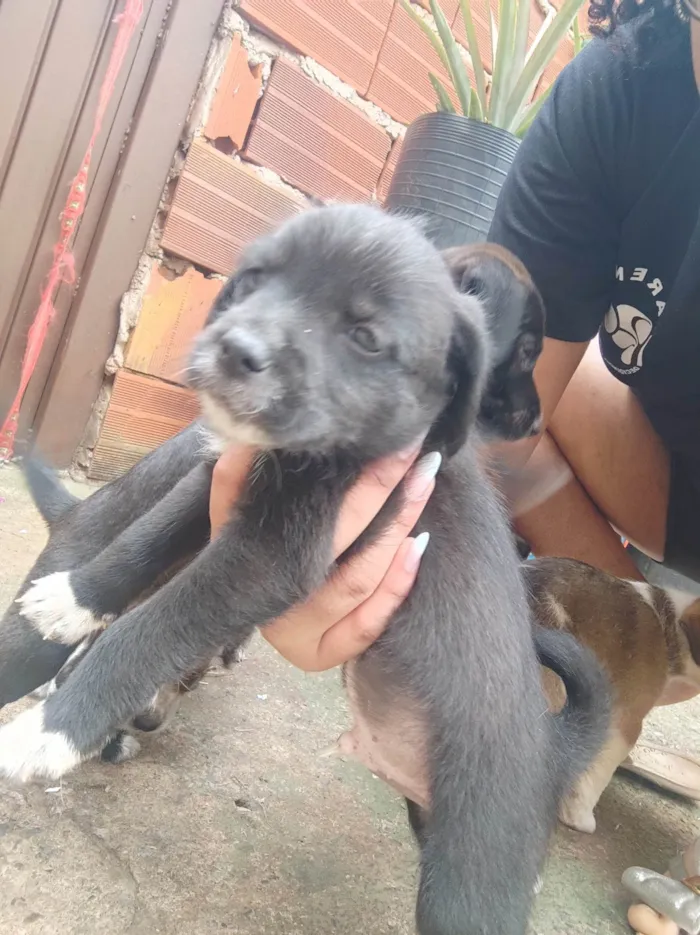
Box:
[189,205,544,460]
[190,204,485,458]
[442,243,545,444]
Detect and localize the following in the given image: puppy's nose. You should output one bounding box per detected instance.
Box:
[219,328,270,376]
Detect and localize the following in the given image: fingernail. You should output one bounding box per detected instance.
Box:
[405,451,442,501]
[405,532,430,573]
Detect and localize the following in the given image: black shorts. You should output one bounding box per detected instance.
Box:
[664,453,700,583]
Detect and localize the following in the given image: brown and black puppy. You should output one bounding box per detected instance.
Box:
[0,205,608,935]
[444,243,544,442]
[525,556,700,834]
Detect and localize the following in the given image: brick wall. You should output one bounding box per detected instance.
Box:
[88,0,580,480]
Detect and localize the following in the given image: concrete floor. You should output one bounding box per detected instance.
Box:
[0,462,698,935]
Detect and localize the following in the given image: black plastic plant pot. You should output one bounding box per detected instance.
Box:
[384,112,520,249]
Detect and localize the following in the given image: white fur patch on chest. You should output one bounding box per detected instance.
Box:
[199,393,272,449]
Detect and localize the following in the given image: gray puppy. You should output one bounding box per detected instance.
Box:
[0,205,608,935]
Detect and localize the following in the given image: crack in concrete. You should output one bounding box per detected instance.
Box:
[65,812,141,932]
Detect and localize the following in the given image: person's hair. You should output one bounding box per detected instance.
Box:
[588,0,683,38]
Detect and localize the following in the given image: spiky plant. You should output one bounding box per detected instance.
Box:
[401,0,588,137]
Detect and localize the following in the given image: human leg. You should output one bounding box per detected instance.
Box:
[511,342,670,578]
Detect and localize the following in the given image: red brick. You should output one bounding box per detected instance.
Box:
[125,265,222,385]
[377,136,404,203]
[90,371,199,481]
[367,1,467,126]
[239,0,393,95]
[539,34,574,90]
[549,0,594,36]
[577,7,590,35]
[205,35,263,150]
[415,0,460,19]
[244,58,391,201]
[161,139,304,275]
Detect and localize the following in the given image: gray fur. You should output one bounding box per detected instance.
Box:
[23,460,79,526]
[0,424,206,707]
[0,205,609,934]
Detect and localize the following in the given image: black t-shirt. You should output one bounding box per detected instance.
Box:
[488,17,700,461]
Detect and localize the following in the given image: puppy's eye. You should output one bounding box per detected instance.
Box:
[234,268,263,301]
[349,325,381,354]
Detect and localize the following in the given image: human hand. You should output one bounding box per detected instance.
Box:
[623,838,700,935]
[209,443,438,671]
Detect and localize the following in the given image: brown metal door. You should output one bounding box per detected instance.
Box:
[0,0,226,466]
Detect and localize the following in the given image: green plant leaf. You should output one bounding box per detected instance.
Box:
[469,86,483,120]
[572,14,589,53]
[457,0,487,116]
[510,0,532,90]
[429,0,471,116]
[429,72,456,112]
[489,0,517,125]
[513,82,552,136]
[489,7,499,72]
[503,0,584,128]
[399,0,450,74]
[527,10,551,61]
[572,13,582,50]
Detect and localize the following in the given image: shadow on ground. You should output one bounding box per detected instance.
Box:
[0,464,697,935]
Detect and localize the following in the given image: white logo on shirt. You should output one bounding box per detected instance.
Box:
[604,303,653,370]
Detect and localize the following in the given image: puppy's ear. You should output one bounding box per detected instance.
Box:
[427,310,486,458]
[443,244,546,441]
[206,274,238,325]
[205,263,260,326]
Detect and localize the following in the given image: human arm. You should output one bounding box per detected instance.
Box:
[210,444,437,671]
[485,38,646,578]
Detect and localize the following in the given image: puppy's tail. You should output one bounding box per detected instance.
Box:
[413,629,609,935]
[23,458,79,527]
[533,624,610,788]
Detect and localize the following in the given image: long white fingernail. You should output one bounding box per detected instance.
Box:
[405,532,430,573]
[405,452,441,501]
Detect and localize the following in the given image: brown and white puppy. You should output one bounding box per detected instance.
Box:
[525,556,700,834]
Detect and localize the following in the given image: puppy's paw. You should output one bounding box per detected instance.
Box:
[558,797,597,834]
[221,644,247,667]
[17,572,108,644]
[0,703,83,782]
[100,732,141,765]
[130,685,182,735]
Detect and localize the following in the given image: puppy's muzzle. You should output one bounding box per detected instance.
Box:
[219,327,271,378]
